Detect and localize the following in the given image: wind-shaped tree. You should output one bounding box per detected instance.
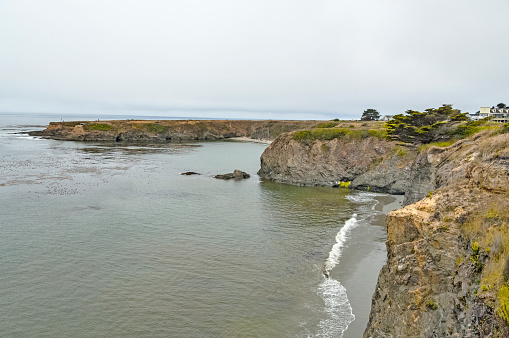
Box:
[385,104,468,144]
[361,109,380,121]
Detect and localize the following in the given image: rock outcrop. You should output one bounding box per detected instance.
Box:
[257,126,509,336]
[32,120,321,142]
[214,169,250,180]
[364,130,509,337]
[257,132,416,194]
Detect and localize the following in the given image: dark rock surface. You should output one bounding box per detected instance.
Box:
[214,169,250,180]
[257,133,416,194]
[31,120,322,142]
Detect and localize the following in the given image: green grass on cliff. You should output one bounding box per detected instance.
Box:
[84,123,113,131]
[313,121,339,129]
[61,121,83,127]
[293,128,387,143]
[461,197,509,326]
[131,123,170,134]
[145,123,170,134]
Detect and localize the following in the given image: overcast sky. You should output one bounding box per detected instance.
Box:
[1,0,508,120]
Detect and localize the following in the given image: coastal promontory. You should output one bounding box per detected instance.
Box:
[255,109,509,336]
[32,119,320,142]
[31,112,509,336]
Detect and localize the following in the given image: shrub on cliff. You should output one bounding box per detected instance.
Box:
[84,123,113,131]
[293,128,386,144]
[384,104,491,145]
[385,104,466,144]
[314,121,339,128]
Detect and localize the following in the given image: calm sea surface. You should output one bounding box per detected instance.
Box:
[0,113,391,337]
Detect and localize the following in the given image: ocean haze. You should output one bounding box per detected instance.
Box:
[1,0,508,119]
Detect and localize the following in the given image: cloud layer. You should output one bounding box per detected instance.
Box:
[1,0,508,119]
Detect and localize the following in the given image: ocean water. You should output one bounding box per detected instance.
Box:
[0,113,390,337]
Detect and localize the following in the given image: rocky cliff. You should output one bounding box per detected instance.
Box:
[32,119,320,142]
[365,130,509,337]
[257,131,416,194]
[258,127,509,336]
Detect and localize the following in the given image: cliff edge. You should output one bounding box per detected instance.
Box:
[258,126,509,336]
[32,119,320,142]
[258,130,416,194]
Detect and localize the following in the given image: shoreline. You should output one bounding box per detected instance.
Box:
[341,193,403,338]
[227,136,272,144]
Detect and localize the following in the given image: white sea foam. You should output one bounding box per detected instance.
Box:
[346,192,378,203]
[312,215,359,337]
[315,278,355,337]
[323,214,358,275]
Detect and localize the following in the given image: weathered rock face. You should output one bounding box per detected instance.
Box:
[214,169,250,180]
[257,127,509,336]
[365,190,509,337]
[403,132,509,205]
[33,120,321,142]
[364,131,509,337]
[257,133,416,194]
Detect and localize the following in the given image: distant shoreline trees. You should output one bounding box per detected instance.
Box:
[361,109,380,121]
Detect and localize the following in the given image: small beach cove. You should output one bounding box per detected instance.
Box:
[1,113,401,337]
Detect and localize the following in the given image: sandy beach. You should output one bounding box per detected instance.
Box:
[341,194,404,337]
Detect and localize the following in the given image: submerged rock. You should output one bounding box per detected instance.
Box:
[180,172,200,175]
[214,169,250,180]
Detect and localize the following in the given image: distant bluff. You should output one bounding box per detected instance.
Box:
[32,119,322,142]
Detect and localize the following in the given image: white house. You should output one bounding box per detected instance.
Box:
[479,107,509,123]
[380,115,394,121]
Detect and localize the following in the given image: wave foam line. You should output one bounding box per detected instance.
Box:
[315,277,355,337]
[323,214,357,277]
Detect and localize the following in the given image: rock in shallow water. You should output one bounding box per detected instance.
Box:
[214,169,250,180]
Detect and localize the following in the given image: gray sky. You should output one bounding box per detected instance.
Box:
[1,0,508,120]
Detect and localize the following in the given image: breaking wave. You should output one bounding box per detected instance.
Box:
[311,214,360,337]
[316,278,355,337]
[323,214,358,276]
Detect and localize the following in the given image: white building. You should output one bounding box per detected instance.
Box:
[479,107,509,123]
[380,115,394,121]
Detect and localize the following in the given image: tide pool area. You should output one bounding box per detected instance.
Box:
[0,113,397,337]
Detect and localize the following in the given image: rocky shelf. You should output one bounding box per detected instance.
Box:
[30,119,323,142]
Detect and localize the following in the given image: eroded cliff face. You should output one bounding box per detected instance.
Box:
[257,128,509,336]
[257,133,416,194]
[34,120,319,142]
[365,131,509,337]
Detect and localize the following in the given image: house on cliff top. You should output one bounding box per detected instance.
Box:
[479,106,509,123]
[380,115,394,121]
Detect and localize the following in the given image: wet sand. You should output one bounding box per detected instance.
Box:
[341,194,404,338]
